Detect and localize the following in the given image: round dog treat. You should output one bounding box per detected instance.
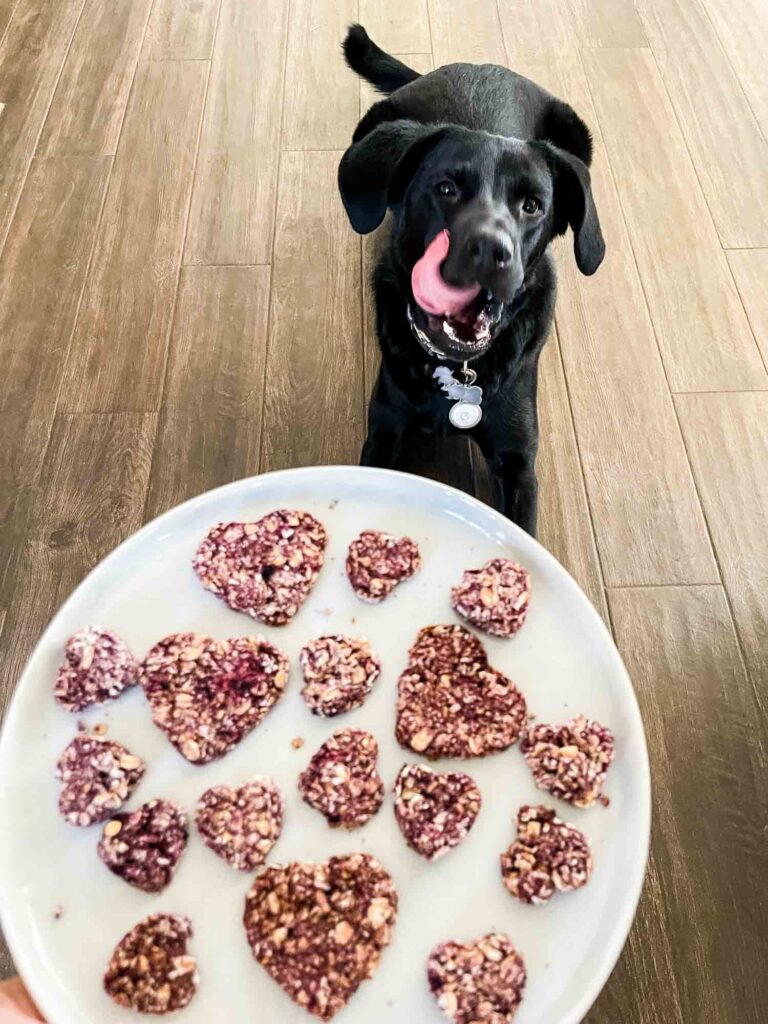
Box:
[139,633,288,765]
[104,913,198,1015]
[346,529,421,602]
[193,511,327,626]
[427,933,526,1024]
[196,777,284,872]
[396,625,528,759]
[500,805,592,905]
[56,733,145,827]
[394,764,482,861]
[243,853,398,1021]
[298,728,384,829]
[53,627,137,712]
[299,635,381,717]
[451,558,530,638]
[98,799,188,893]
[521,715,615,808]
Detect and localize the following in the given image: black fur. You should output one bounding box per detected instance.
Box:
[338,26,605,535]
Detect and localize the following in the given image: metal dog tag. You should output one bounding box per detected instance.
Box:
[434,364,483,430]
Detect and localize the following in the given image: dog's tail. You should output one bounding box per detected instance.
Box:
[343,24,421,95]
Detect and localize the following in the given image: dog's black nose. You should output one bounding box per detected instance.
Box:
[465,230,513,272]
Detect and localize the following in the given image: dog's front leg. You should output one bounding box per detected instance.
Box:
[476,382,539,535]
[490,449,538,536]
[360,368,408,468]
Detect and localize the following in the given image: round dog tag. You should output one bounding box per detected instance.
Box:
[449,401,483,429]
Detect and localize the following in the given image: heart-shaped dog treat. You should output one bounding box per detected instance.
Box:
[394,763,482,861]
[196,777,284,871]
[427,933,527,1024]
[451,559,530,638]
[299,729,384,829]
[54,626,137,712]
[500,805,592,905]
[193,511,327,626]
[244,853,398,1020]
[521,715,615,808]
[346,529,421,603]
[98,799,188,893]
[300,635,381,717]
[104,913,199,1015]
[57,733,145,827]
[140,633,288,764]
[396,625,528,759]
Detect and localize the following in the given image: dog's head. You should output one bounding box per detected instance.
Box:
[339,122,604,359]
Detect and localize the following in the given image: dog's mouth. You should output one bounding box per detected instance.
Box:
[409,229,505,359]
[409,290,505,359]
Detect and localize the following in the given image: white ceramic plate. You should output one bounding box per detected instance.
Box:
[0,467,649,1024]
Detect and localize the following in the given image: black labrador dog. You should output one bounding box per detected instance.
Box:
[338,25,605,536]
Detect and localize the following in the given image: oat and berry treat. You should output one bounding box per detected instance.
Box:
[427,933,526,1024]
[193,511,327,626]
[500,805,592,905]
[346,529,421,602]
[451,559,530,638]
[300,635,381,717]
[396,625,527,759]
[298,729,384,829]
[521,715,615,808]
[393,764,481,861]
[139,633,288,765]
[53,626,138,712]
[104,913,198,1015]
[98,799,188,893]
[243,853,397,1020]
[196,777,284,871]
[56,733,145,827]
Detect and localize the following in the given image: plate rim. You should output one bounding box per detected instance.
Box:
[0,465,651,1024]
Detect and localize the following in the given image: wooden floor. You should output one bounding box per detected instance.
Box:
[1,0,767,1018]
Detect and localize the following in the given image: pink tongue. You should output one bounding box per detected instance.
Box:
[411,229,482,317]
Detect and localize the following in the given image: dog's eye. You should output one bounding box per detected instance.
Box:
[522,196,542,215]
[436,180,458,198]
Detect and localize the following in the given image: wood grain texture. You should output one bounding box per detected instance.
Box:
[582,47,766,392]
[0,155,110,599]
[727,249,768,368]
[676,392,768,692]
[1,412,156,718]
[428,0,505,66]
[536,335,608,620]
[261,151,364,470]
[281,0,359,151]
[38,0,153,157]
[520,55,718,587]
[145,266,269,519]
[606,585,768,1023]
[143,0,219,59]
[184,0,287,265]
[0,0,86,253]
[359,0,431,53]
[60,59,207,414]
[497,0,646,55]
[701,0,768,138]
[637,0,768,248]
[0,0,19,44]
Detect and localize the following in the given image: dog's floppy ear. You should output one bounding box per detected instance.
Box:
[533,141,605,275]
[339,119,450,234]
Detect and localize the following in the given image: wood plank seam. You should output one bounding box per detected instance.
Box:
[642,48,768,378]
[0,0,89,261]
[672,392,768,702]
[579,55,724,594]
[0,0,20,51]
[548,326,612,628]
[255,0,292,471]
[141,0,223,517]
[696,0,768,148]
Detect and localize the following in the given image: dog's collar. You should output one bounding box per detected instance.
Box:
[406,302,447,359]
